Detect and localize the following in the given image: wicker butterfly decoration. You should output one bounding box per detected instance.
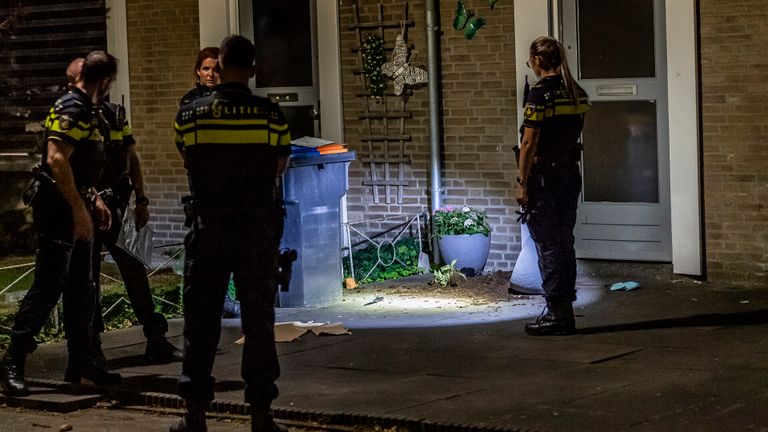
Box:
[381,33,428,96]
[453,0,488,40]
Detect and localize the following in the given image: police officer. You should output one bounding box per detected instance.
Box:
[178,46,220,106]
[0,51,122,395]
[65,58,184,365]
[517,36,590,336]
[170,35,291,432]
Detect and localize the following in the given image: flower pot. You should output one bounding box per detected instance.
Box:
[438,233,491,276]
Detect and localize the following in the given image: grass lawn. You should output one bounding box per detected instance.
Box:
[0,255,36,294]
[0,254,184,349]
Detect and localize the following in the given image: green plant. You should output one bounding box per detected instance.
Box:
[432,259,465,287]
[361,33,386,98]
[432,206,491,238]
[344,237,423,284]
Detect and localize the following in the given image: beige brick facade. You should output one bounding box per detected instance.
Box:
[340,1,520,270]
[125,1,767,284]
[699,0,768,284]
[125,0,199,244]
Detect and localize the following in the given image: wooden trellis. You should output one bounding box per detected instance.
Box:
[350,2,415,204]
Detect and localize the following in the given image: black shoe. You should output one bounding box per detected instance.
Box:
[170,402,207,432]
[0,362,29,396]
[525,300,576,336]
[169,417,207,432]
[145,337,184,364]
[0,348,29,396]
[65,361,122,387]
[251,410,288,432]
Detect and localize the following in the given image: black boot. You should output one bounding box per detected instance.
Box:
[143,312,183,364]
[525,299,576,336]
[170,400,207,432]
[145,336,184,364]
[65,357,122,387]
[251,407,288,432]
[0,345,29,396]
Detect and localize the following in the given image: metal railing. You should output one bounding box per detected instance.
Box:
[342,212,428,283]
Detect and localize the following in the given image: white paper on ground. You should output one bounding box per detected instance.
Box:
[235,322,351,344]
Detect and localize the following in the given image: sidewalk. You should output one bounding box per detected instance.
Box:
[4,268,768,432]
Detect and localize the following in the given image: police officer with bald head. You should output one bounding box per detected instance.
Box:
[0,51,122,395]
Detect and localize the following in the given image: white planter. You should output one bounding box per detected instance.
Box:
[438,233,491,275]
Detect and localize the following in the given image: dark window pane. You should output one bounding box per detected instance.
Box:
[280,105,314,139]
[582,101,659,203]
[577,0,655,78]
[253,0,313,87]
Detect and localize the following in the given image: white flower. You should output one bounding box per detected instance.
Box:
[462,206,471,213]
[464,219,475,227]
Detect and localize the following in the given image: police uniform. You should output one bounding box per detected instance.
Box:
[91,103,180,362]
[179,82,213,107]
[1,87,108,393]
[521,75,590,304]
[173,82,291,409]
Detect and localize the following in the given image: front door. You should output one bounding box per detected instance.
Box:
[239,0,320,139]
[560,0,671,261]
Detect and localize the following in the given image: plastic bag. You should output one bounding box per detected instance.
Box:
[115,207,154,268]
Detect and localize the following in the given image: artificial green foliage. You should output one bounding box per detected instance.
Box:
[344,237,423,284]
[453,0,486,40]
[432,260,465,287]
[432,206,491,238]
[361,33,386,98]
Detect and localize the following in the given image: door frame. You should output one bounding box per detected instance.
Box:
[514,0,703,276]
[196,0,345,144]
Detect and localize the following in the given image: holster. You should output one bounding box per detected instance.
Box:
[276,248,297,292]
[182,195,196,228]
[22,165,55,206]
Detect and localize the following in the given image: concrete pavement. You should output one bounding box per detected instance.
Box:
[4,265,768,432]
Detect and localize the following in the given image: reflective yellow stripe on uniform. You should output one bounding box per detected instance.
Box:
[551,97,591,116]
[180,118,290,148]
[46,112,91,141]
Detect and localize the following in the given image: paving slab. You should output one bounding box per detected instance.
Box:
[8,270,768,432]
[0,385,104,413]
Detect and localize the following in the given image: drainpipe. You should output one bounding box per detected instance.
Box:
[425,0,442,262]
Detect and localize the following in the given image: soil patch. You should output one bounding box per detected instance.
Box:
[364,271,530,306]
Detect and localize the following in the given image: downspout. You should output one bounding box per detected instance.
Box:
[425,0,442,262]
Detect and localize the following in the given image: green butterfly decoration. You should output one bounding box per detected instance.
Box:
[488,0,500,10]
[453,0,486,40]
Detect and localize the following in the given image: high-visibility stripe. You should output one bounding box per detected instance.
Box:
[182,129,285,147]
[195,118,269,127]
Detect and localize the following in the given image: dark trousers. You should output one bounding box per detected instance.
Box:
[178,206,282,408]
[526,163,582,302]
[92,203,166,338]
[11,198,96,366]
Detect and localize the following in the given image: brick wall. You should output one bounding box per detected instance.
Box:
[122,1,768,284]
[699,0,768,284]
[125,0,199,245]
[340,1,520,270]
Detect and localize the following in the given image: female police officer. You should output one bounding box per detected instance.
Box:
[516,36,590,336]
[179,47,220,106]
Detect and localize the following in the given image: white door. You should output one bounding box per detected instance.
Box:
[238,0,320,139]
[560,0,671,261]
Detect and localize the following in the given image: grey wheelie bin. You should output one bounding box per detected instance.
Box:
[278,151,355,307]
